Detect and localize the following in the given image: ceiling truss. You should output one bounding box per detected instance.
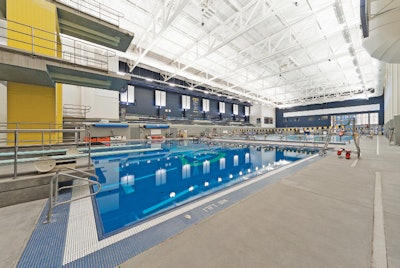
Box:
[103,0,383,107]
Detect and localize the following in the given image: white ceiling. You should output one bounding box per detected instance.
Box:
[85,0,384,107]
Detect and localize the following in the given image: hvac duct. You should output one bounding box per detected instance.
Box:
[362,0,400,63]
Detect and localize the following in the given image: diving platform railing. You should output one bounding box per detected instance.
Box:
[45,167,101,223]
[0,18,116,71]
[63,104,91,118]
[0,128,92,179]
[54,0,125,27]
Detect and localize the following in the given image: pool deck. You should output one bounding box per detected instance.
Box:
[1,135,399,268]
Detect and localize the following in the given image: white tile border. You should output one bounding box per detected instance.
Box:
[63,154,318,265]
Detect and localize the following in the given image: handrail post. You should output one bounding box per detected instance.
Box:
[31,27,34,53]
[55,171,60,201]
[13,130,18,179]
[42,130,45,155]
[44,168,101,223]
[73,39,76,65]
[88,130,92,168]
[46,174,55,223]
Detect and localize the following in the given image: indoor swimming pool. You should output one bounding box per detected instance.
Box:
[91,140,319,236]
[18,139,321,267]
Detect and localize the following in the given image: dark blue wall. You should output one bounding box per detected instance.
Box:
[119,64,250,121]
[121,86,245,120]
[275,96,384,128]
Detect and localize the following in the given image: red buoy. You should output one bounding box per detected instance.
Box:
[337,148,345,157]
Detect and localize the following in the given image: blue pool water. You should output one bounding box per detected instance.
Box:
[91,141,318,237]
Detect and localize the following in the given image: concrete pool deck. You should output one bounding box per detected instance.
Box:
[1,135,399,267]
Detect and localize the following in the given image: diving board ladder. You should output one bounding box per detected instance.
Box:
[45,167,101,223]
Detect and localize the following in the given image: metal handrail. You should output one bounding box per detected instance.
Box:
[55,0,124,27]
[63,104,92,118]
[0,128,92,179]
[0,122,64,129]
[319,129,333,156]
[45,167,101,223]
[352,118,361,159]
[0,18,116,70]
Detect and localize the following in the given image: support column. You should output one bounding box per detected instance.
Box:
[384,64,400,144]
[392,65,400,116]
[394,115,400,145]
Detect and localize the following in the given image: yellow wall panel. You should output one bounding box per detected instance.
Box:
[8,82,55,124]
[7,82,61,144]
[56,83,63,126]
[6,0,63,145]
[7,0,57,56]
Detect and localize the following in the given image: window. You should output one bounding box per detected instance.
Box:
[264,117,273,124]
[244,106,250,116]
[233,104,239,115]
[182,95,190,110]
[370,112,378,124]
[308,116,315,121]
[202,99,210,112]
[120,85,135,104]
[155,90,166,107]
[356,113,369,125]
[320,115,328,120]
[219,102,225,114]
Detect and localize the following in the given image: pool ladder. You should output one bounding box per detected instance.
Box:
[319,129,333,156]
[44,167,101,223]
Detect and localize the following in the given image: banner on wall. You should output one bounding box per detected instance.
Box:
[192,97,200,113]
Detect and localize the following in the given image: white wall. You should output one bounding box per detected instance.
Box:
[62,85,119,120]
[249,104,261,126]
[249,104,276,128]
[0,20,6,46]
[261,105,276,128]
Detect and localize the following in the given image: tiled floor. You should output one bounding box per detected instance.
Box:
[1,136,399,268]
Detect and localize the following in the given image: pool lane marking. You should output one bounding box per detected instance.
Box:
[372,171,388,268]
[63,154,319,265]
[142,185,199,215]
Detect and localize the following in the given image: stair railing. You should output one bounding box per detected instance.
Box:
[45,167,101,223]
